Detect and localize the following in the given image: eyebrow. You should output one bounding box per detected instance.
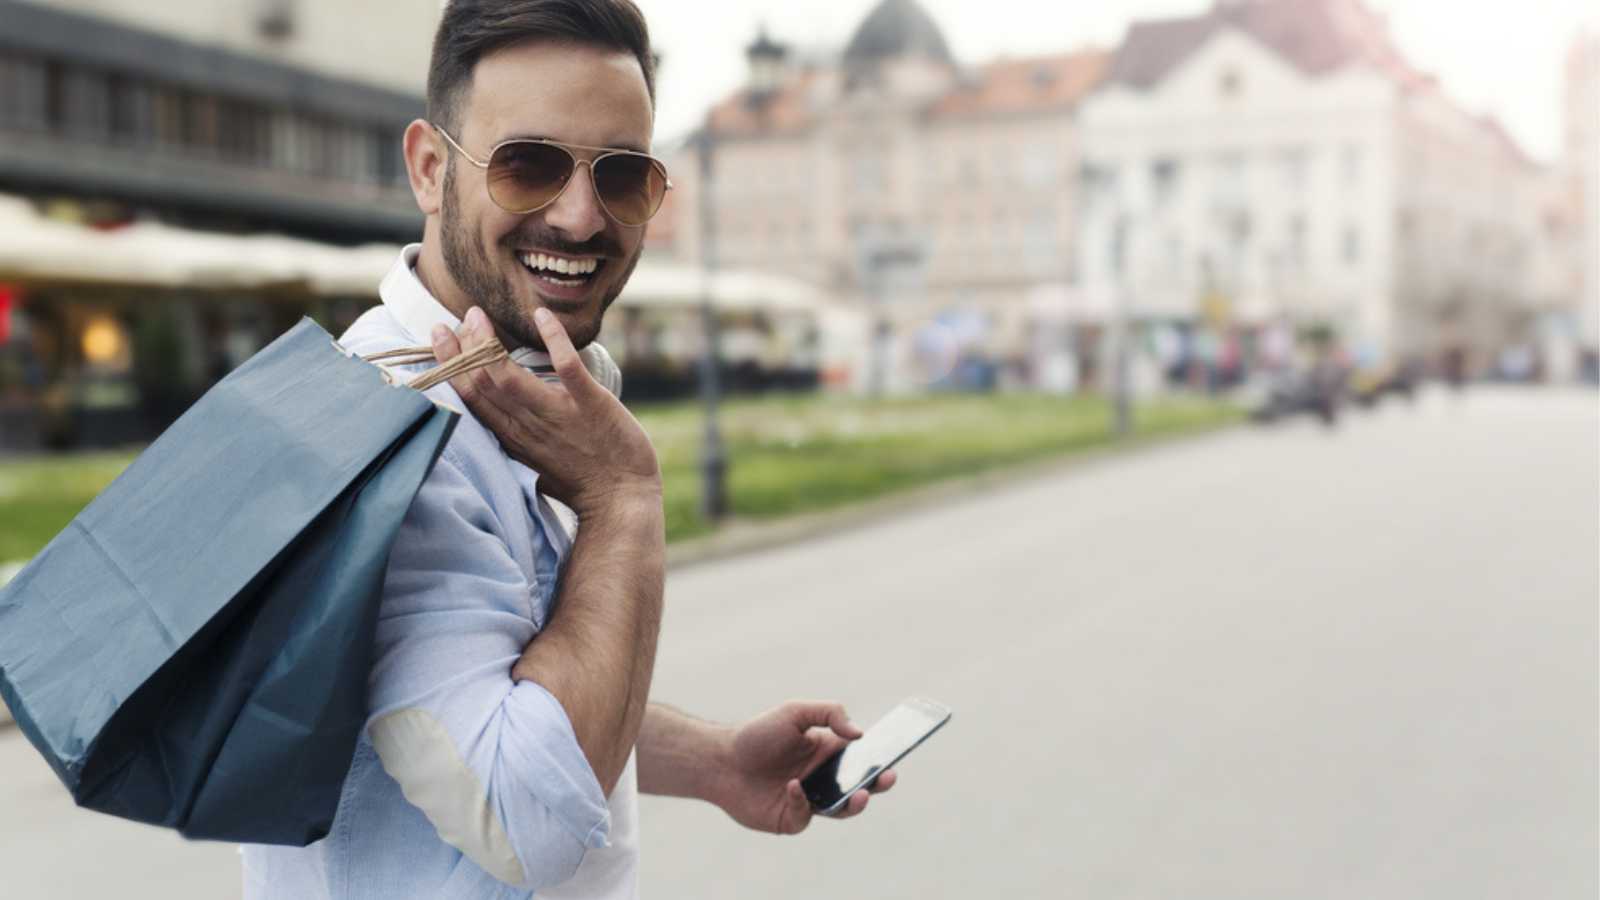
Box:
[498,133,650,155]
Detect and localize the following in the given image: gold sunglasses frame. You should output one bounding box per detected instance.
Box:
[433,123,673,226]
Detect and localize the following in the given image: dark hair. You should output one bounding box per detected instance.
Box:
[426,0,656,133]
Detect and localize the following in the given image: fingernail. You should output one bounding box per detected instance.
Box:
[430,324,449,344]
[534,307,552,326]
[466,307,486,330]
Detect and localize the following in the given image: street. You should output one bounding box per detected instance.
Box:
[2,387,1596,898]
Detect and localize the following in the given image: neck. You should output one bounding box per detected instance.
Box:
[413,235,473,325]
[412,235,526,352]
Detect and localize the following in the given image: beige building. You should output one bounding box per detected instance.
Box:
[662,0,1108,388]
[12,0,442,94]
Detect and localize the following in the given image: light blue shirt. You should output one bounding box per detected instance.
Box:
[242,246,639,900]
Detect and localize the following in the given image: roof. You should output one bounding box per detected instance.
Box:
[1104,0,1422,90]
[927,50,1111,119]
[705,69,824,137]
[842,0,955,69]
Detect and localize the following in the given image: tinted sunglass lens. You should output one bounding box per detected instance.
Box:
[487,142,573,213]
[594,154,667,225]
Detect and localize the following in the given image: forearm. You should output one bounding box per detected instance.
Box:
[511,492,665,795]
[637,703,735,802]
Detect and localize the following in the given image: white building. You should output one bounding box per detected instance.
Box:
[1566,33,1600,364]
[1078,0,1556,367]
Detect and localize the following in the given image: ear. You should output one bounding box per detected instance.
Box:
[403,119,447,217]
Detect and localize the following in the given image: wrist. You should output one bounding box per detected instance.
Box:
[574,475,663,521]
[699,723,740,808]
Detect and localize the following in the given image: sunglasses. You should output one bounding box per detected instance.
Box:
[434,124,672,227]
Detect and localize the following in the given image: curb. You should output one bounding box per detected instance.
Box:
[665,420,1240,571]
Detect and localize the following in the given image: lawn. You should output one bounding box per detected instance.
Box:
[0,392,1240,562]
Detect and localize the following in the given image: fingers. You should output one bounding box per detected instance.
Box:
[445,307,559,416]
[533,308,599,399]
[782,779,813,835]
[832,789,871,820]
[430,323,463,362]
[867,769,897,795]
[784,701,863,741]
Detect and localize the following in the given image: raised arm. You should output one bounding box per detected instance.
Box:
[432,306,664,796]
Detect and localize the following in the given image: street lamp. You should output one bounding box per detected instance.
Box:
[695,129,728,521]
[1110,214,1134,436]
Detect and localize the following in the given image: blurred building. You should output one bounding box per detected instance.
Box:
[1565,32,1600,377]
[1077,0,1575,377]
[664,0,1109,391]
[0,0,446,449]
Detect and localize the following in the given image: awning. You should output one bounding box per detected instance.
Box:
[0,194,832,314]
[0,194,397,295]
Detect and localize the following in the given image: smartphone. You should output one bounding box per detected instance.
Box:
[801,697,952,816]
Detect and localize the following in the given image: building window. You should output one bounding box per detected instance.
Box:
[0,53,50,129]
[152,85,184,147]
[1150,157,1180,208]
[108,76,155,145]
[376,126,405,185]
[1219,67,1242,98]
[61,68,111,138]
[1342,224,1361,264]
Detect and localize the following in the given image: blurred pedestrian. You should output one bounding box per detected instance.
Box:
[241,3,893,898]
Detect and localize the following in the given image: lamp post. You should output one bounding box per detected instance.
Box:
[1110,214,1134,436]
[695,129,727,520]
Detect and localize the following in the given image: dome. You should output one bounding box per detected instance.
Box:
[842,0,955,68]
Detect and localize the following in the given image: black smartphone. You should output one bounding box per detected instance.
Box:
[801,696,952,816]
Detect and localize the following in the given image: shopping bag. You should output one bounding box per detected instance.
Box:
[0,317,497,845]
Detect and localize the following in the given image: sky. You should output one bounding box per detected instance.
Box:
[639,0,1597,162]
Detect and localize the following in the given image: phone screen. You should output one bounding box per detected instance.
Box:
[801,697,951,814]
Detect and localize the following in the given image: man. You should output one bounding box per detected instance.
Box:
[241,2,893,897]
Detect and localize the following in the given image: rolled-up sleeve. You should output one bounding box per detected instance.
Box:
[363,447,608,891]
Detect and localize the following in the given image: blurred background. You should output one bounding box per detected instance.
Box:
[0,0,1595,897]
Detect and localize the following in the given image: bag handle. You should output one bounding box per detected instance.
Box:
[362,342,509,392]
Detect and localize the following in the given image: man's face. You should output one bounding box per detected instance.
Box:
[438,40,653,351]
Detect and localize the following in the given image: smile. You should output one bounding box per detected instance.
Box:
[517,250,603,286]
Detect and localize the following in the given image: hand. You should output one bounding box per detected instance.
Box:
[712,701,898,835]
[430,306,661,517]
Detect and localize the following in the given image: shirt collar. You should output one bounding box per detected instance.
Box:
[379,243,553,371]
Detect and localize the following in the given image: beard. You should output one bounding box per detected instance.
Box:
[439,162,641,352]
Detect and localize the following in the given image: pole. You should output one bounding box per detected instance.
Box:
[1111,215,1133,436]
[696,131,727,520]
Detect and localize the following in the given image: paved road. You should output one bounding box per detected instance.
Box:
[2,387,1595,898]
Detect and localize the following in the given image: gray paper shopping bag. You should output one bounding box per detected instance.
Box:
[0,317,491,844]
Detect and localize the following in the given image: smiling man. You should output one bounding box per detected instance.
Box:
[239,2,891,899]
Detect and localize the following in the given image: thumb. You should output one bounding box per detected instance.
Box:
[430,323,462,362]
[783,701,862,741]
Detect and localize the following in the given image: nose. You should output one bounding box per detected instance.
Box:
[541,160,608,244]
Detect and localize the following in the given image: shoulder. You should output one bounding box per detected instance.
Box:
[338,306,412,357]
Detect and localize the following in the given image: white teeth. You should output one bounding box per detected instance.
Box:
[519,252,598,276]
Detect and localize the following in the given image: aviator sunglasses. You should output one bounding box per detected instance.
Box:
[434,123,672,227]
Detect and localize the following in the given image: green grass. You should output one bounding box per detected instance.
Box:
[0,452,136,562]
[643,392,1240,541]
[0,393,1240,561]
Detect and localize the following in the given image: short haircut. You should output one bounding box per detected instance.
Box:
[426,0,656,134]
